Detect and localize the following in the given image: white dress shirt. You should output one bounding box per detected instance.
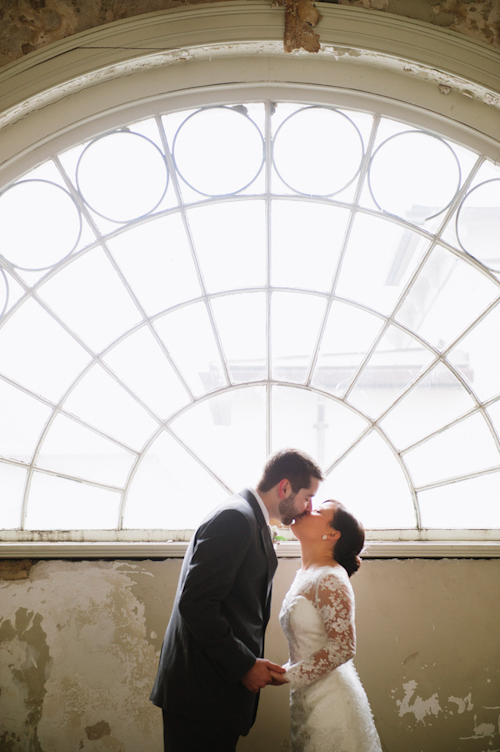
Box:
[248,487,273,540]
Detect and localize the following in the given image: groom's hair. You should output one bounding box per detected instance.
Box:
[257,449,323,493]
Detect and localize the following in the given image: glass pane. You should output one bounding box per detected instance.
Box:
[26,471,121,529]
[321,431,416,528]
[103,327,190,419]
[369,131,460,221]
[0,463,26,529]
[271,292,327,384]
[211,293,267,383]
[173,107,264,196]
[124,431,229,529]
[0,298,90,402]
[38,248,142,352]
[448,303,500,402]
[336,213,430,315]
[108,214,201,316]
[347,327,434,419]
[380,362,476,449]
[312,301,385,396]
[272,386,368,469]
[404,412,500,487]
[170,386,267,491]
[457,179,500,270]
[154,303,226,397]
[36,414,135,486]
[418,472,500,528]
[63,364,158,450]
[0,380,52,463]
[273,107,364,196]
[0,180,81,269]
[271,201,349,291]
[396,246,499,350]
[188,201,266,293]
[76,131,168,222]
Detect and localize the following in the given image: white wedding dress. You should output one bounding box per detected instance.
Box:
[279,565,382,752]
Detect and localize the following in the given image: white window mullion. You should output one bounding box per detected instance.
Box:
[155,115,232,387]
[265,101,273,456]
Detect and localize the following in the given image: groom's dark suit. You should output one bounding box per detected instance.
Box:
[150,488,278,738]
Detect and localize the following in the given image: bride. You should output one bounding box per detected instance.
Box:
[278,500,382,752]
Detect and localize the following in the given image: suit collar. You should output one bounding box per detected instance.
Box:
[247,487,270,526]
[240,488,268,530]
[240,489,278,589]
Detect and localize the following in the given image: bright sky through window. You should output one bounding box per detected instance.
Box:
[0,102,499,537]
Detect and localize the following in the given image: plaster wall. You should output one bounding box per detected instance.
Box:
[0,557,498,751]
[0,0,499,70]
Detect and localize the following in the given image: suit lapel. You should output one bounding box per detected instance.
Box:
[240,489,278,595]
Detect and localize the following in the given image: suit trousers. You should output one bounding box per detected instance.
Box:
[162,710,240,752]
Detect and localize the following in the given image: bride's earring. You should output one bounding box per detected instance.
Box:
[322,535,328,540]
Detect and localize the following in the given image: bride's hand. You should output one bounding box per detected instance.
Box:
[242,659,286,692]
[269,669,289,685]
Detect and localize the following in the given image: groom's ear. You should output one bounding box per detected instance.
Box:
[277,479,290,498]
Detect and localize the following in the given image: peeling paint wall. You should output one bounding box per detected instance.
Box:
[0,560,174,752]
[0,0,499,69]
[0,558,499,751]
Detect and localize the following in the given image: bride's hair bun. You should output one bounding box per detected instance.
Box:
[328,502,365,578]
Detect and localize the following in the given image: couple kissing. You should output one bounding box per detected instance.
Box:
[151,448,382,752]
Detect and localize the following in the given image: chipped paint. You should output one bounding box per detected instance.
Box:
[449,693,474,714]
[0,607,50,751]
[1,36,500,138]
[0,561,163,751]
[460,714,497,739]
[85,720,111,740]
[396,680,443,723]
[0,0,498,68]
[283,0,321,53]
[0,560,32,580]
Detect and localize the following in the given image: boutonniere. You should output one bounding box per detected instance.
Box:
[271,526,287,543]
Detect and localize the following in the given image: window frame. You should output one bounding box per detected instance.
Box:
[1,3,499,557]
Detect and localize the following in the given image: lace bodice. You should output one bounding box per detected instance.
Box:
[279,565,356,690]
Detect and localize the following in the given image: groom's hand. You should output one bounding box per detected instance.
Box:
[241,659,287,693]
[269,669,288,686]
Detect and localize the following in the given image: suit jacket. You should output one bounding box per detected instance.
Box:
[150,489,278,736]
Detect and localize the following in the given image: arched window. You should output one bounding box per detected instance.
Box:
[1,5,499,553]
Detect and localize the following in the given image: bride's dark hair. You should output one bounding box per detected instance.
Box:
[328,501,365,577]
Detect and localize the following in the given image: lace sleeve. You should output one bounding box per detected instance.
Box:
[284,570,356,690]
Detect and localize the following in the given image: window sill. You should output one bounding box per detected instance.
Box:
[1,539,500,559]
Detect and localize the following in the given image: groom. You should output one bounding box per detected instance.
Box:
[150,448,323,752]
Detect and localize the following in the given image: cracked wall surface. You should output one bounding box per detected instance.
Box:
[0,0,499,68]
[0,558,499,751]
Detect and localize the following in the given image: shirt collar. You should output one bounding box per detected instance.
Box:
[248,487,270,527]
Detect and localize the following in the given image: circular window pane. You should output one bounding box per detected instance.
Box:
[456,179,500,271]
[76,131,169,222]
[369,131,460,221]
[173,107,264,196]
[0,180,82,270]
[273,107,364,196]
